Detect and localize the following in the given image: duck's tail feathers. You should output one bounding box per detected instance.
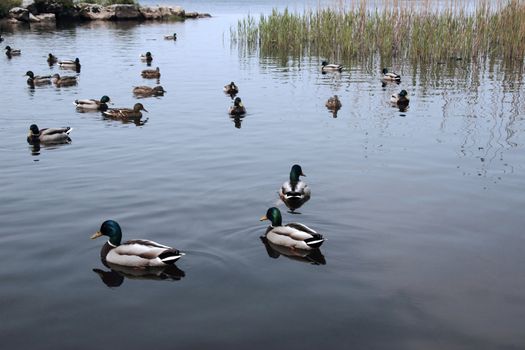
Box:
[159,250,185,264]
[66,127,73,135]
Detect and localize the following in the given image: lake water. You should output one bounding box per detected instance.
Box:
[1,1,524,349]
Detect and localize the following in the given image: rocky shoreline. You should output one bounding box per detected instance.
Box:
[3,1,211,25]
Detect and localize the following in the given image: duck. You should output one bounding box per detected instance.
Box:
[25,71,52,87]
[279,164,311,211]
[27,124,72,144]
[5,45,21,57]
[164,33,177,40]
[47,53,58,65]
[260,207,325,250]
[223,81,239,95]
[52,73,78,87]
[74,95,111,111]
[140,52,153,63]
[59,58,81,72]
[0,34,4,43]
[382,68,401,81]
[91,220,184,268]
[321,60,342,72]
[141,67,160,79]
[228,97,246,115]
[132,85,166,97]
[103,103,148,119]
[325,95,342,111]
[390,89,410,107]
[260,236,326,265]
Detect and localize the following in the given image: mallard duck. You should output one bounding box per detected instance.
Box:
[141,67,160,79]
[260,207,324,250]
[223,81,239,95]
[391,89,410,107]
[52,73,78,87]
[325,95,342,110]
[91,220,184,267]
[279,164,311,211]
[5,45,21,57]
[382,68,401,81]
[74,95,111,111]
[59,58,81,71]
[228,97,246,115]
[0,34,4,43]
[103,103,148,119]
[132,85,166,97]
[164,33,177,40]
[140,52,153,62]
[47,53,58,65]
[25,71,51,87]
[27,124,72,144]
[321,60,342,72]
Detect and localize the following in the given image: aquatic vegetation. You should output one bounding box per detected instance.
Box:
[0,0,22,18]
[232,0,525,64]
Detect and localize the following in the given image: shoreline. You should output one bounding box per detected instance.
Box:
[1,2,211,26]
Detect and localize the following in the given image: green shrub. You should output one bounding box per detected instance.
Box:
[0,0,22,18]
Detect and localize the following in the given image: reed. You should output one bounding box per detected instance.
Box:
[232,0,525,64]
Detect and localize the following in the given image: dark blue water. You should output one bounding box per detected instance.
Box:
[1,1,524,349]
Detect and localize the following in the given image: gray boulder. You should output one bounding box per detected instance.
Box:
[78,4,115,20]
[108,4,142,20]
[139,6,185,20]
[9,7,30,22]
[29,13,56,22]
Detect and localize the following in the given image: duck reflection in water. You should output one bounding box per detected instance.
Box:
[260,236,326,265]
[93,262,185,288]
[230,114,245,129]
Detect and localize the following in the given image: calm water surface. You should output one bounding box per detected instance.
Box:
[1,1,524,349]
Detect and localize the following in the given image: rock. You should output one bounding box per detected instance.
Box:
[107,4,142,20]
[34,13,56,22]
[77,4,115,21]
[9,7,30,23]
[184,12,199,19]
[198,13,212,18]
[139,6,185,20]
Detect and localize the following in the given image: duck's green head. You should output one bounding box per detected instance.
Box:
[75,58,80,63]
[321,60,328,66]
[260,207,282,227]
[48,53,54,58]
[5,46,11,51]
[382,68,389,74]
[399,89,408,97]
[234,97,243,107]
[91,220,122,246]
[290,164,305,182]
[100,95,110,103]
[25,71,35,78]
[146,52,152,57]
[29,124,39,136]
[133,103,148,112]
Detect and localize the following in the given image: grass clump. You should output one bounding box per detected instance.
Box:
[232,0,525,64]
[0,0,22,18]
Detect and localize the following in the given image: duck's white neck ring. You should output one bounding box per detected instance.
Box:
[107,240,117,248]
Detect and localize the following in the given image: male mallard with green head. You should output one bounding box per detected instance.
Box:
[91,220,184,267]
[321,60,343,72]
[141,67,160,79]
[27,124,72,144]
[228,97,246,115]
[103,103,148,119]
[260,207,324,250]
[52,73,78,87]
[140,52,153,63]
[74,96,111,111]
[59,58,81,72]
[132,86,166,97]
[5,45,21,57]
[25,71,51,87]
[391,89,410,108]
[164,33,177,40]
[279,164,311,211]
[382,68,401,82]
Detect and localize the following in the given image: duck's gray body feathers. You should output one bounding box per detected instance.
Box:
[102,239,183,267]
[266,223,323,250]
